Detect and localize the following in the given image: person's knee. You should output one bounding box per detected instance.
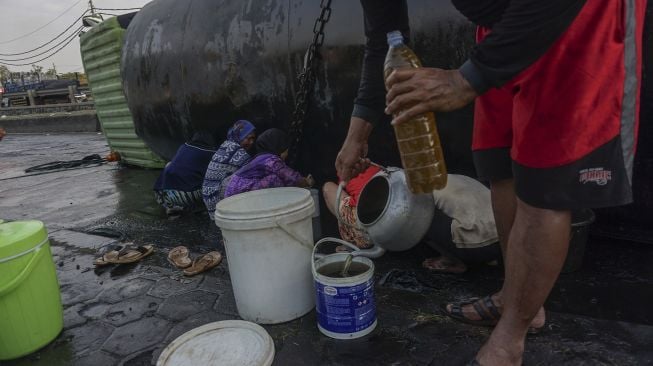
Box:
[322,182,337,197]
[516,197,571,222]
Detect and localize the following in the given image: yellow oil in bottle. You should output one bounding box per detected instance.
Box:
[383,31,447,193]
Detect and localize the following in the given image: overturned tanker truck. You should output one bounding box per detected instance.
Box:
[117,0,653,243]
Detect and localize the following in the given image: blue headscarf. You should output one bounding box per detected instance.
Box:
[227,120,256,143]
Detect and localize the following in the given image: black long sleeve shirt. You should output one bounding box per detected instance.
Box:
[352,0,587,127]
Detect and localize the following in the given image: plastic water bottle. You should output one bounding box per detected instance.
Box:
[384,30,447,193]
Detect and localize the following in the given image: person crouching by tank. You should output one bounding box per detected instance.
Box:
[202,120,256,220]
[324,168,500,273]
[322,165,381,250]
[422,174,501,274]
[153,132,216,218]
[223,128,314,198]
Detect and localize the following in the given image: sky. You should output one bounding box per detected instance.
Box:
[0,0,152,73]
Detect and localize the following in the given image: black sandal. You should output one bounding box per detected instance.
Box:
[444,296,501,327]
[443,295,544,335]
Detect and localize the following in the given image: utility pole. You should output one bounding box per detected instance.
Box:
[88,0,96,15]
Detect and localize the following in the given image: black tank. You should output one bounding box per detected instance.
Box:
[121,0,653,242]
[120,0,475,179]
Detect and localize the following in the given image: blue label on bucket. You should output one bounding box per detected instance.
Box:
[315,278,376,335]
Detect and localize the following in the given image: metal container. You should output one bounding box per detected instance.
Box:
[312,238,377,339]
[356,168,435,252]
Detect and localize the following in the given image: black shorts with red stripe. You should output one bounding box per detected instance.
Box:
[472,0,647,210]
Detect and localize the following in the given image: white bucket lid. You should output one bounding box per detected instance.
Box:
[157,320,275,366]
[215,188,314,230]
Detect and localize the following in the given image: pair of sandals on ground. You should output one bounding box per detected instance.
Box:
[93,243,222,276]
[167,246,222,276]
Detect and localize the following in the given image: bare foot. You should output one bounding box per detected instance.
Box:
[445,293,546,332]
[422,256,467,274]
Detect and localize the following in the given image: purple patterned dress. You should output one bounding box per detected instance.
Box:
[224,153,303,197]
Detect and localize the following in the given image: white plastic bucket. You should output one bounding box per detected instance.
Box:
[214,188,316,324]
[312,238,377,339]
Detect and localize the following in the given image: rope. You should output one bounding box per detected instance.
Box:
[0,26,85,62]
[24,154,105,173]
[0,0,84,45]
[0,10,89,56]
[0,28,84,67]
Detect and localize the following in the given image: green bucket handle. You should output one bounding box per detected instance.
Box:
[0,238,46,297]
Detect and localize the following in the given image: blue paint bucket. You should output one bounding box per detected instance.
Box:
[312,238,377,339]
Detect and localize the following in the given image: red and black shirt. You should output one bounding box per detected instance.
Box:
[352,0,587,127]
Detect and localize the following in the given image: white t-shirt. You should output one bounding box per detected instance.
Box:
[432,174,499,249]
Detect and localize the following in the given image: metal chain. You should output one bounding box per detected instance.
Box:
[288,0,332,164]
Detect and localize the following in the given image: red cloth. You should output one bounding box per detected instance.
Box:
[342,166,381,207]
[472,0,645,168]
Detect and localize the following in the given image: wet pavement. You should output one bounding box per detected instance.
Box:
[1,133,652,366]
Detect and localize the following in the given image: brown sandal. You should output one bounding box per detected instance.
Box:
[183,251,222,276]
[103,244,154,264]
[94,244,126,267]
[168,246,192,269]
[93,256,112,267]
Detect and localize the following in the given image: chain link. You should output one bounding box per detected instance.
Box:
[288,0,332,164]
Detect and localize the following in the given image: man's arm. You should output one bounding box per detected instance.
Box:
[336,0,409,181]
[335,117,373,182]
[352,0,409,127]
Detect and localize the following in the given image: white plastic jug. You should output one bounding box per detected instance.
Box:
[214,188,315,324]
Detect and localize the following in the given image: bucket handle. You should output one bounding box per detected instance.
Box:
[0,239,46,297]
[311,237,360,276]
[275,220,314,250]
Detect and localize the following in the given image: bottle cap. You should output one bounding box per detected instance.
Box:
[387,31,404,47]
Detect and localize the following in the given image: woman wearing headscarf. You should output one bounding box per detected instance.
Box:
[202,120,256,219]
[224,128,314,198]
[154,132,217,217]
